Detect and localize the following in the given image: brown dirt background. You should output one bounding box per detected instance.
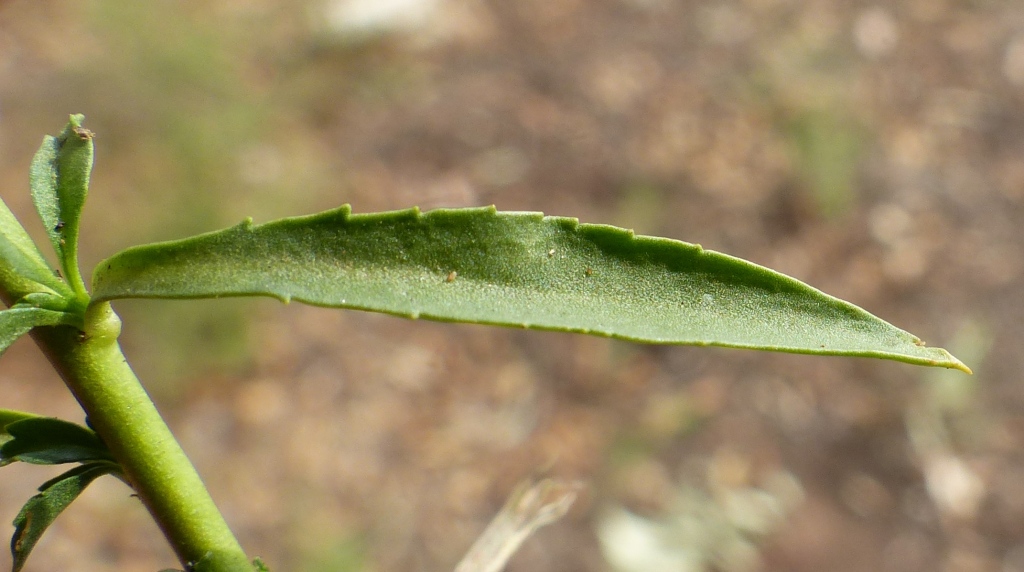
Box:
[1,0,1023,570]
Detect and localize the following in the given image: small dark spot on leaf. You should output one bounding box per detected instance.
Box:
[585,268,593,276]
[14,515,28,551]
[54,221,65,232]
[72,126,94,140]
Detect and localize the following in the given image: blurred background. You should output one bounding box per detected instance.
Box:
[0,0,1022,570]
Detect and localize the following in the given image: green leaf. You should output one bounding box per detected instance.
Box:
[29,114,93,297]
[0,306,80,356]
[91,206,969,372]
[0,410,41,451]
[0,417,114,466]
[15,291,74,312]
[0,410,41,435]
[0,195,70,302]
[11,462,115,572]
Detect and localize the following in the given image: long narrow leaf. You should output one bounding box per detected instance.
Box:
[92,206,969,371]
[0,306,80,356]
[11,462,115,572]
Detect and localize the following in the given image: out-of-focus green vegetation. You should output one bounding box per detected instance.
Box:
[785,110,865,219]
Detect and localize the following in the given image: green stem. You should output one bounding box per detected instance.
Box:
[28,303,252,571]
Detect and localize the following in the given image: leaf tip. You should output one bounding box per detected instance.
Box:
[922,346,972,374]
[58,114,93,144]
[72,126,94,141]
[67,114,85,129]
[946,353,973,375]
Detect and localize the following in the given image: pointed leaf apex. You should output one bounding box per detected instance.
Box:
[938,349,972,374]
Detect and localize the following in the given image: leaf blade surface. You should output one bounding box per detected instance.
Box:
[0,306,80,356]
[10,462,115,572]
[91,206,968,371]
[0,417,114,466]
[0,195,69,301]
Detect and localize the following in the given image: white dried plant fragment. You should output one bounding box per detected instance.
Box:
[454,478,582,572]
[320,0,440,34]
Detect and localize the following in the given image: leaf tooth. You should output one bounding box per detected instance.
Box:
[546,214,579,230]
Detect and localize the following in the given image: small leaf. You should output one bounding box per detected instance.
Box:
[0,410,41,450]
[0,410,41,434]
[0,417,114,466]
[29,114,93,297]
[0,195,70,302]
[15,291,74,312]
[0,306,80,357]
[91,206,969,372]
[11,462,114,572]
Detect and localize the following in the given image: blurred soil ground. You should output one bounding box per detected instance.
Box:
[1,1,1024,571]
